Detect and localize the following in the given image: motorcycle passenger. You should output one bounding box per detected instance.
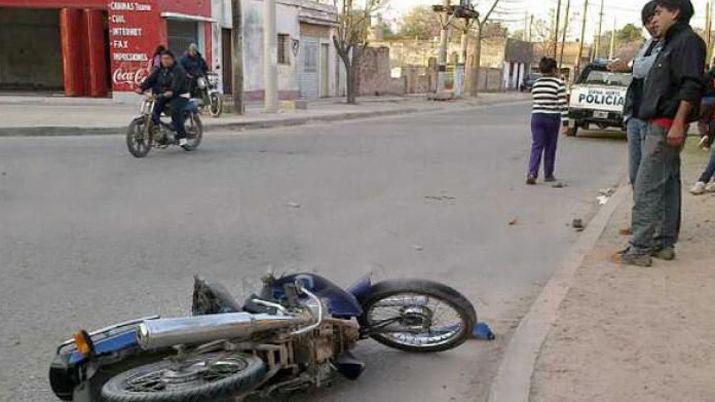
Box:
[136,50,191,148]
[147,44,166,72]
[179,43,209,98]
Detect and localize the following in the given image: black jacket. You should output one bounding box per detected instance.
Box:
[640,23,706,122]
[140,62,190,97]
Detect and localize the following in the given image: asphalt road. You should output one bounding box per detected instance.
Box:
[0,104,626,402]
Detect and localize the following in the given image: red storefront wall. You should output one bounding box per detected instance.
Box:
[0,0,212,98]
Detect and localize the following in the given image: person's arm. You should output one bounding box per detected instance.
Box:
[137,68,159,93]
[168,68,188,98]
[668,37,706,147]
[558,80,569,132]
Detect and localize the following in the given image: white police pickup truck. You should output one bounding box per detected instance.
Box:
[566,61,632,136]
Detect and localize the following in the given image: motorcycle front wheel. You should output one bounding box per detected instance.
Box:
[358,279,477,353]
[183,112,203,151]
[209,93,223,118]
[126,117,153,158]
[101,352,266,402]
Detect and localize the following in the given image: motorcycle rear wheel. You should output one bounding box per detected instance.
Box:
[101,352,266,402]
[358,279,476,353]
[183,112,203,151]
[209,94,223,118]
[126,117,153,158]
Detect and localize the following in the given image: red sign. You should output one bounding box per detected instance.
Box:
[108,0,161,92]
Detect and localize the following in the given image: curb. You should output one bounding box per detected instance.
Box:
[0,99,528,138]
[487,182,630,402]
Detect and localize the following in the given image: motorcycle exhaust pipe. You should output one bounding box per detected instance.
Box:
[137,312,304,350]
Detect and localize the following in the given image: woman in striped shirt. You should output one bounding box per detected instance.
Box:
[527,57,568,185]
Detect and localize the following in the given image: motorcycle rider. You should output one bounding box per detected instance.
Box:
[180,43,209,98]
[135,50,191,148]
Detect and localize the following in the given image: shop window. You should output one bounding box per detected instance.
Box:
[278,34,290,65]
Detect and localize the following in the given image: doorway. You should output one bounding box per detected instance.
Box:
[320,43,329,97]
[221,28,232,94]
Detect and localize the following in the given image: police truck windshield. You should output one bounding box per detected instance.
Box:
[581,70,632,87]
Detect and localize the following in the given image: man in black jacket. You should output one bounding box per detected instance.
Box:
[136,50,191,148]
[622,0,706,267]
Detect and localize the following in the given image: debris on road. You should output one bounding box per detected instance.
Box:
[424,193,457,202]
[571,218,585,232]
[508,218,518,226]
[412,245,424,251]
[551,182,568,188]
[285,202,301,208]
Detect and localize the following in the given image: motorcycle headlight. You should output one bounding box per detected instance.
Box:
[197,77,207,89]
[208,75,219,85]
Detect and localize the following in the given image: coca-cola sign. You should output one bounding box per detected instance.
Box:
[112,67,148,87]
[108,0,159,92]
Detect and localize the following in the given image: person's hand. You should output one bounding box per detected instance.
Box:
[666,123,686,148]
[163,91,173,98]
[607,59,630,72]
[134,88,144,95]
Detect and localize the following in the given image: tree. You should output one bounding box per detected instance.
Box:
[398,6,442,39]
[593,23,644,59]
[333,0,385,104]
[467,0,501,96]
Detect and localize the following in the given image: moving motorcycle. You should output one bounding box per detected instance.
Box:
[49,273,476,401]
[195,72,223,118]
[126,95,203,158]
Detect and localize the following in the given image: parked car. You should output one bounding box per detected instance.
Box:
[521,73,542,92]
[566,60,632,136]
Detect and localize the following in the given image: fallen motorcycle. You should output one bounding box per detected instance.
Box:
[126,95,203,158]
[49,273,476,401]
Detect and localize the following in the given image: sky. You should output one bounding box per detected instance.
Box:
[380,0,711,43]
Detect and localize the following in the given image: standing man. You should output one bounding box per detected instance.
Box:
[621,1,662,188]
[621,0,706,267]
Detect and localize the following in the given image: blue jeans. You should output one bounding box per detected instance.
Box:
[698,145,715,183]
[626,118,649,187]
[630,123,681,252]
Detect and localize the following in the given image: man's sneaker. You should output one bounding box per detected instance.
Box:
[690,181,706,195]
[544,176,557,183]
[179,138,190,150]
[706,182,715,192]
[620,250,653,267]
[526,176,537,185]
[652,246,676,261]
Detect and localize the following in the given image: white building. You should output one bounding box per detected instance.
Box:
[210,0,345,100]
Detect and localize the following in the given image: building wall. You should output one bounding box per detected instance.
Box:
[0,8,64,90]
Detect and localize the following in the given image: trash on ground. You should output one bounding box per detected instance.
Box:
[599,187,616,196]
[472,322,496,340]
[285,202,301,208]
[571,218,585,232]
[619,228,633,236]
[508,218,518,226]
[552,182,567,188]
[412,245,424,251]
[424,193,457,202]
[597,195,610,205]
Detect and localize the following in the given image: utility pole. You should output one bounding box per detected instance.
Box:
[558,0,570,71]
[576,0,588,77]
[593,0,604,61]
[608,17,616,60]
[263,0,278,112]
[524,11,528,40]
[553,0,562,57]
[528,14,534,42]
[231,0,244,114]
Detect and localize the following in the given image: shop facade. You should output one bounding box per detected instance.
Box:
[0,0,214,100]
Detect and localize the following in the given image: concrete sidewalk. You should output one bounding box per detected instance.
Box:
[530,140,715,402]
[0,92,528,137]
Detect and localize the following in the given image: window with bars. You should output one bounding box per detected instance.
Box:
[278,34,290,65]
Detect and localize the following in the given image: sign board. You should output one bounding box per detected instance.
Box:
[568,85,627,113]
[108,1,161,92]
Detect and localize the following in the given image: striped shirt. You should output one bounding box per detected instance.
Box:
[531,77,568,122]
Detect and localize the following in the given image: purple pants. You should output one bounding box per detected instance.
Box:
[528,113,560,178]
